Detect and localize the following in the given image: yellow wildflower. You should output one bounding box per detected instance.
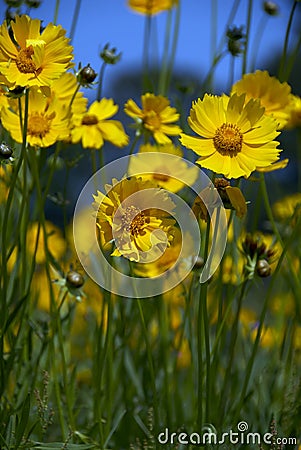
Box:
[92,176,175,262]
[71,98,129,149]
[128,0,176,15]
[0,15,73,88]
[124,93,181,144]
[180,93,281,179]
[231,70,291,129]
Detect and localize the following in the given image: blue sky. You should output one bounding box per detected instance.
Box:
[0,0,296,98]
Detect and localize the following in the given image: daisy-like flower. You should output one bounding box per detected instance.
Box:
[50,72,87,115]
[285,94,301,129]
[231,70,291,129]
[92,176,175,262]
[124,93,182,144]
[128,0,176,15]
[0,15,73,89]
[71,98,129,149]
[1,87,70,147]
[128,142,198,192]
[180,93,281,179]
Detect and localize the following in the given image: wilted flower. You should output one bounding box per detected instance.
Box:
[100,43,121,65]
[241,233,277,279]
[263,1,279,16]
[180,93,281,179]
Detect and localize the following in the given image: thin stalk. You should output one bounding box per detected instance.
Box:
[158,8,173,95]
[142,14,152,92]
[197,216,211,427]
[260,173,301,295]
[249,14,267,71]
[209,0,218,89]
[53,0,60,25]
[284,30,301,81]
[69,0,82,43]
[232,214,301,423]
[137,299,159,432]
[278,1,298,81]
[242,0,253,75]
[96,62,107,101]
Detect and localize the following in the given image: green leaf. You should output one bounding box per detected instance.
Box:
[15,393,31,449]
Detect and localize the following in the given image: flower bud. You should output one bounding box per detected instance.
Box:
[7,85,26,98]
[226,25,245,57]
[100,43,122,65]
[263,1,279,16]
[66,270,84,288]
[78,64,97,86]
[0,142,13,159]
[256,259,271,277]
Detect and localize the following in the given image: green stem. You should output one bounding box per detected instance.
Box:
[158,9,173,95]
[242,0,253,75]
[137,299,159,432]
[197,216,211,428]
[53,0,60,24]
[142,14,152,92]
[232,214,301,423]
[69,0,82,43]
[249,14,268,72]
[278,1,298,81]
[260,173,301,295]
[96,62,107,101]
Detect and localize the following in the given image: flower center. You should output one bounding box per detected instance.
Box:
[213,123,243,156]
[144,111,161,130]
[81,114,98,125]
[121,205,146,236]
[28,112,54,138]
[15,46,37,74]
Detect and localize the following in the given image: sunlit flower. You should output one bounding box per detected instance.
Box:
[124,93,182,144]
[1,87,70,147]
[128,0,175,15]
[71,98,129,149]
[180,93,281,179]
[92,176,175,262]
[0,15,73,88]
[128,142,198,192]
[231,70,291,129]
[50,72,87,115]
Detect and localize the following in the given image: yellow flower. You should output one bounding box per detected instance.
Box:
[50,72,87,115]
[0,15,73,88]
[272,193,301,222]
[1,87,70,147]
[180,93,281,179]
[285,94,301,129]
[27,222,66,264]
[71,98,129,149]
[128,143,198,193]
[124,93,182,144]
[128,0,175,15]
[92,176,175,262]
[231,70,291,129]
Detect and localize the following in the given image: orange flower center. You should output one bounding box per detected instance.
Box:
[144,111,161,130]
[121,205,146,236]
[15,46,37,74]
[213,123,243,156]
[28,112,54,138]
[81,114,98,125]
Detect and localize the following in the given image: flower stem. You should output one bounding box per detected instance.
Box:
[242,0,253,75]
[69,0,82,43]
[278,1,298,81]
